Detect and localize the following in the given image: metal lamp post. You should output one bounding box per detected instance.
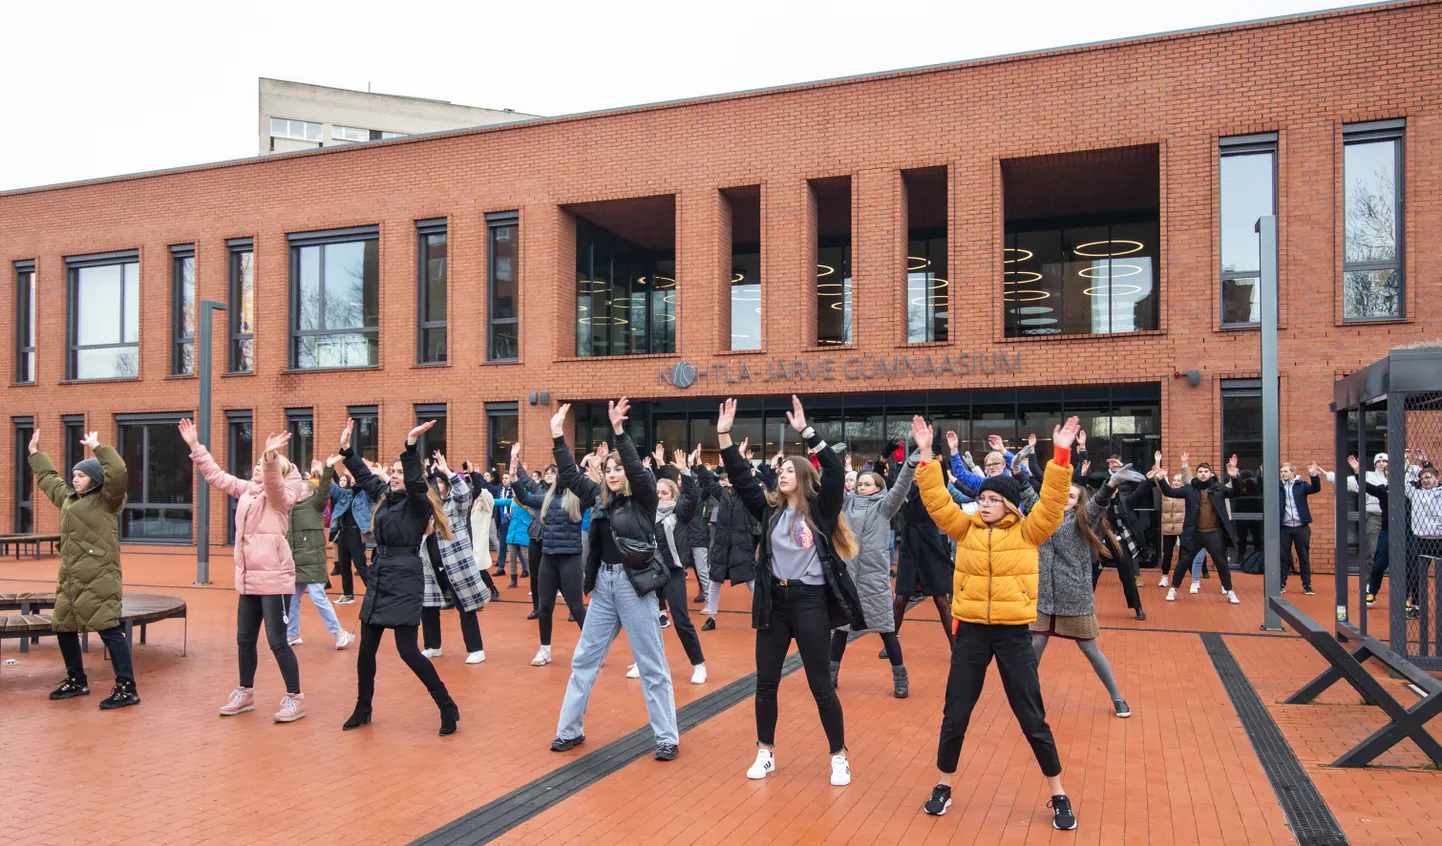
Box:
[195,299,227,586]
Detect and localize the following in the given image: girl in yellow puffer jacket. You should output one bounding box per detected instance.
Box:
[911,414,1079,832]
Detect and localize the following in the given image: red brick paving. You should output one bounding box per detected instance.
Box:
[2,553,1438,845]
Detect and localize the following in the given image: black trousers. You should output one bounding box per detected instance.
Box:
[537,552,587,645]
[528,540,542,610]
[420,606,484,653]
[937,621,1061,777]
[335,522,367,595]
[355,622,448,704]
[1236,519,1265,564]
[1160,534,1180,574]
[1279,524,1313,590]
[56,626,133,686]
[495,520,510,570]
[1094,550,1144,611]
[831,627,903,666]
[755,582,845,754]
[661,568,704,665]
[1173,530,1233,592]
[237,594,300,694]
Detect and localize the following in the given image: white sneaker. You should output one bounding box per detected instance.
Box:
[1189,581,1200,594]
[690,663,707,685]
[626,663,640,679]
[333,630,354,650]
[1158,576,1169,588]
[829,754,851,786]
[1222,585,1229,595]
[466,650,486,664]
[747,748,775,779]
[531,646,552,666]
[1165,587,1177,602]
[421,647,442,658]
[287,635,303,646]
[1227,590,1241,604]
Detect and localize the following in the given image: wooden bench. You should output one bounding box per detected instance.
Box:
[0,593,188,662]
[0,533,61,559]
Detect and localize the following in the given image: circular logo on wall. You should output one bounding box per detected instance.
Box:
[670,361,697,389]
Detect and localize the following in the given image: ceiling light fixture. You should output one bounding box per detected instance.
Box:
[1004,290,1051,302]
[1082,284,1144,297]
[732,272,746,283]
[1004,271,1042,285]
[907,256,931,271]
[578,316,629,326]
[816,264,835,278]
[1002,248,1034,264]
[830,301,850,311]
[1073,239,1143,258]
[1078,263,1143,279]
[910,295,949,307]
[657,313,676,322]
[652,276,676,289]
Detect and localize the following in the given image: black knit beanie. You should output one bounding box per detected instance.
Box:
[976,474,1022,508]
[73,458,104,490]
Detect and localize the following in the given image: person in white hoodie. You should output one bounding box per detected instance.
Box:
[1403,454,1442,620]
[1327,453,1387,566]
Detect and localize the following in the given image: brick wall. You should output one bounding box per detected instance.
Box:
[3,1,1441,565]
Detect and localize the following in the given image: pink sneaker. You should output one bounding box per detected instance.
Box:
[274,693,306,723]
[218,687,255,716]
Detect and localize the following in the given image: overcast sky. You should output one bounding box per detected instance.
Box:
[2,0,1355,191]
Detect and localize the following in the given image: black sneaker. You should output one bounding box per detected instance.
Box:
[923,784,952,816]
[568,613,576,623]
[551,735,585,752]
[99,680,141,710]
[701,617,716,631]
[878,646,889,660]
[1304,587,1316,596]
[1048,795,1077,830]
[527,609,540,620]
[655,743,678,761]
[49,677,90,700]
[1113,699,1131,718]
[659,613,670,629]
[692,593,705,604]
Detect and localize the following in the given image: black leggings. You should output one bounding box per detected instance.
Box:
[537,552,587,646]
[938,622,1060,776]
[755,583,845,754]
[237,594,300,694]
[56,626,133,686]
[420,606,484,653]
[830,628,903,667]
[335,522,367,595]
[528,540,542,610]
[662,568,704,665]
[1173,530,1233,591]
[355,622,448,704]
[893,593,954,647]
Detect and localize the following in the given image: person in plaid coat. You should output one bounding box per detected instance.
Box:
[419,452,492,665]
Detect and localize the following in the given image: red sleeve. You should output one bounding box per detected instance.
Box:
[1052,445,1072,468]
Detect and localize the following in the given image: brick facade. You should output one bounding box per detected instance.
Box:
[4,1,1441,566]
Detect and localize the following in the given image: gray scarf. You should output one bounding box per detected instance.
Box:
[656,501,682,570]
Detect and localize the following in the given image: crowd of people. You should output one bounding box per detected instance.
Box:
[21,397,1442,830]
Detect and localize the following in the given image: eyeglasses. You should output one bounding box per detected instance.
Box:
[977,495,1008,506]
[984,462,1004,469]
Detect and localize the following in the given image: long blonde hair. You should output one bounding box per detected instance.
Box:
[425,488,455,541]
[764,455,858,561]
[539,464,584,523]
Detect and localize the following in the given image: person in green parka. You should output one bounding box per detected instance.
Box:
[286,457,355,650]
[27,429,140,709]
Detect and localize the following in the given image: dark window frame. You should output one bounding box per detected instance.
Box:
[285,407,314,471]
[416,218,448,365]
[13,416,34,533]
[1220,378,1263,520]
[65,250,140,381]
[1218,133,1278,329]
[225,410,253,544]
[487,211,520,361]
[171,244,197,375]
[347,405,379,464]
[414,403,447,458]
[1341,119,1406,322]
[486,402,518,472]
[62,414,86,475]
[227,238,255,373]
[15,260,36,383]
[114,412,193,544]
[287,225,381,370]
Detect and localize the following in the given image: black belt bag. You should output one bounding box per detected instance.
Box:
[608,525,668,597]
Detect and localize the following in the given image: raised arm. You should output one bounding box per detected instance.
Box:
[28,433,73,508]
[1020,417,1079,546]
[879,459,917,520]
[677,467,701,524]
[400,428,431,519]
[716,399,769,521]
[913,416,973,541]
[1086,482,1118,522]
[261,444,312,513]
[549,403,603,505]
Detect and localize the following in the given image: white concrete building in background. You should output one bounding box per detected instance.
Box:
[259,77,541,155]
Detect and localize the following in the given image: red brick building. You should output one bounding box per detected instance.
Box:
[4,1,1439,566]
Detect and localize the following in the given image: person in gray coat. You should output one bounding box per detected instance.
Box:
[1030,470,1144,719]
[831,456,916,698]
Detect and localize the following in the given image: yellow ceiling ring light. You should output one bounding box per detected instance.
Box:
[1004,271,1042,285]
[1004,290,1052,302]
[1082,284,1145,297]
[910,295,949,307]
[816,264,836,278]
[578,316,629,326]
[732,272,746,283]
[1002,248,1034,264]
[1072,239,1143,257]
[907,256,931,272]
[1078,263,1143,279]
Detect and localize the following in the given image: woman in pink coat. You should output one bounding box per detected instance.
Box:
[181,419,315,723]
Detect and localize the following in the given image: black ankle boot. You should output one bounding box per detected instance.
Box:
[343,702,372,730]
[99,679,140,710]
[893,665,910,699]
[432,691,459,736]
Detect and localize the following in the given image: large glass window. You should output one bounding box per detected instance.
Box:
[1343,121,1404,321]
[488,211,520,361]
[15,261,35,383]
[904,168,949,344]
[63,415,86,476]
[1219,135,1277,327]
[415,404,447,458]
[347,405,378,464]
[226,410,252,544]
[66,252,140,380]
[171,244,196,375]
[724,187,762,351]
[486,403,518,472]
[269,118,322,142]
[286,409,314,471]
[14,417,34,533]
[1221,379,1264,522]
[572,198,677,357]
[417,219,448,364]
[288,226,380,369]
[116,414,192,542]
[228,239,255,373]
[812,177,852,346]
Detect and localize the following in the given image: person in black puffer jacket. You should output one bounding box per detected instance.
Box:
[695,459,760,631]
[337,417,460,737]
[549,398,680,762]
[650,451,707,683]
[511,458,587,667]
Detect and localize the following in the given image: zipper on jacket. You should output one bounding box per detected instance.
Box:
[986,526,994,624]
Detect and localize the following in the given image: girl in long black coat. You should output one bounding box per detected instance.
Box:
[337,417,460,736]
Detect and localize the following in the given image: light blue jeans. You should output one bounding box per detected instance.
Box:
[287,583,342,638]
[1191,549,1207,582]
[556,566,679,746]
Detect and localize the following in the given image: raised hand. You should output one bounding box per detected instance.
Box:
[608,397,631,432]
[784,394,808,434]
[550,403,572,438]
[844,454,854,472]
[1154,450,1163,467]
[339,418,355,451]
[946,431,960,452]
[326,454,344,468]
[81,431,100,450]
[178,418,200,448]
[509,442,522,471]
[1052,416,1082,451]
[689,444,703,467]
[1083,460,1094,477]
[987,433,1005,452]
[717,398,737,435]
[1027,432,1038,448]
[910,415,933,459]
[596,442,610,462]
[432,451,451,476]
[263,431,290,456]
[1180,449,1190,467]
[1110,464,1147,486]
[1347,455,1360,472]
[1077,429,1088,448]
[406,420,436,446]
[739,438,751,459]
[653,443,666,467]
[642,455,654,469]
[1227,454,1240,478]
[672,449,687,473]
[310,459,323,476]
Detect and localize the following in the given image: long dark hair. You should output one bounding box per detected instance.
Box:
[1071,485,1117,556]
